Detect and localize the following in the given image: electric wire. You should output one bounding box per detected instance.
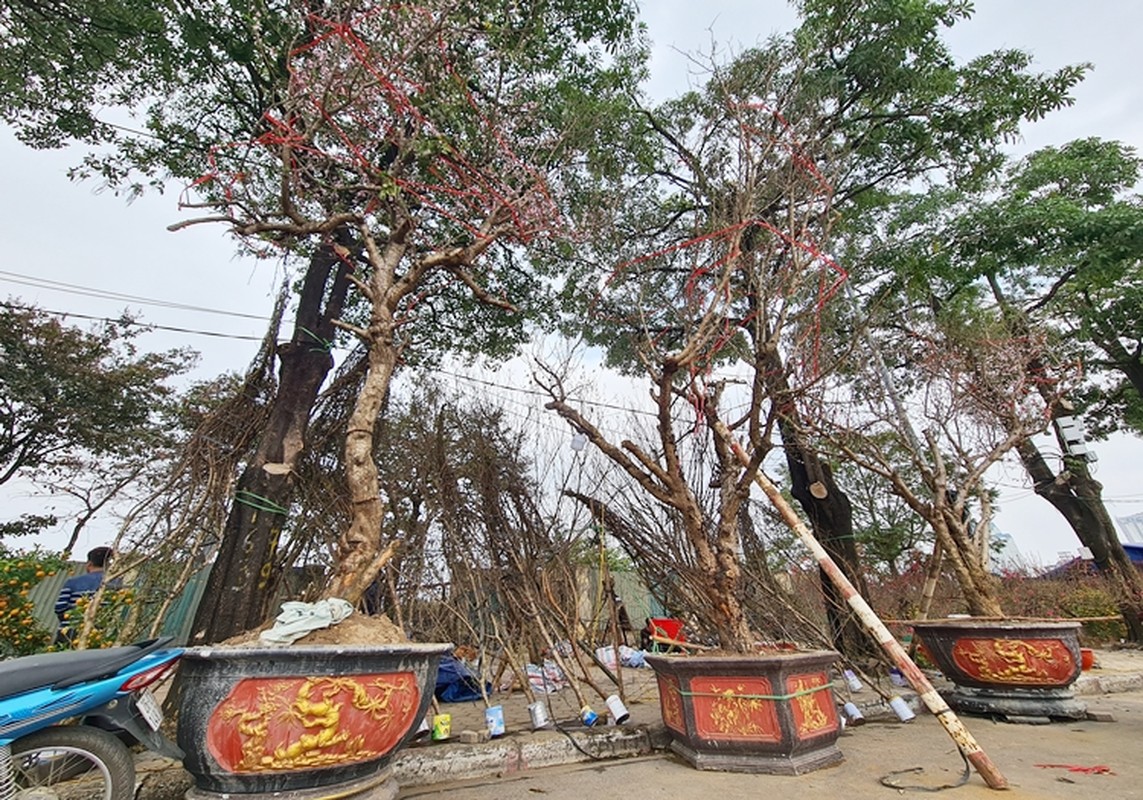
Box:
[0,269,272,321]
[0,301,265,342]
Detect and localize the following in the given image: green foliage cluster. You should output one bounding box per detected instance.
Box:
[0,547,66,657]
[863,136,1143,438]
[0,514,58,541]
[1059,584,1128,644]
[0,304,192,486]
[569,538,635,573]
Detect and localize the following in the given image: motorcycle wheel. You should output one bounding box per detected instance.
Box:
[10,726,135,800]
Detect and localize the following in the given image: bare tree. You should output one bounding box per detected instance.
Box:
[810,311,1065,616]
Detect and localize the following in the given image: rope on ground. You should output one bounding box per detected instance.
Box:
[879,751,971,792]
[544,694,608,763]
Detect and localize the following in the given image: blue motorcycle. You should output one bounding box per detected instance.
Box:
[0,637,183,800]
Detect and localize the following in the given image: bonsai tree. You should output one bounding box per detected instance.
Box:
[171,0,645,609]
[544,0,1083,652]
[809,301,1065,617]
[857,139,1143,637]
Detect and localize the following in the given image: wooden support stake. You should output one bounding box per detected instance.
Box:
[717,426,1008,791]
[651,634,714,651]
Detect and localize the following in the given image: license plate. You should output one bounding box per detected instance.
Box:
[136,689,163,732]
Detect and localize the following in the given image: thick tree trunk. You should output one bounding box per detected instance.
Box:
[190,232,353,644]
[762,346,871,657]
[929,513,1003,617]
[782,431,876,658]
[325,316,400,604]
[1016,438,1143,641]
[987,281,1143,636]
[326,230,411,605]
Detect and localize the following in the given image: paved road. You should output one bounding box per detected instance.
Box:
[397,691,1143,800]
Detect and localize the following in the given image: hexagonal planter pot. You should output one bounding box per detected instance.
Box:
[644,650,843,774]
[177,643,450,800]
[912,619,1086,721]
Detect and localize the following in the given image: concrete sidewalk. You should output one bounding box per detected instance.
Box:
[134,646,1143,798]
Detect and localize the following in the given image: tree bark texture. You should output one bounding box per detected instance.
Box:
[325,231,410,605]
[1016,438,1143,641]
[544,384,756,651]
[782,428,877,658]
[762,346,872,657]
[190,231,354,643]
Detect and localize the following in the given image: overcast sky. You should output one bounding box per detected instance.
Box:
[3,1,1142,562]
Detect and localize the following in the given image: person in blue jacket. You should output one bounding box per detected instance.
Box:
[54,546,113,639]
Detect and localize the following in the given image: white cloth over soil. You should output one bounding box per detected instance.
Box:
[259,598,354,645]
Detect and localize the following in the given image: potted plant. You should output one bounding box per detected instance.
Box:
[907,618,1084,721]
[165,2,646,797]
[540,0,1091,764]
[177,640,450,798]
[537,33,855,775]
[814,251,1088,721]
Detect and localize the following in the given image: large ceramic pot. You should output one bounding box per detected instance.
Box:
[177,643,451,800]
[644,650,842,774]
[912,619,1086,721]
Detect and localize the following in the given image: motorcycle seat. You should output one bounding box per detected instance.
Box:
[0,645,144,699]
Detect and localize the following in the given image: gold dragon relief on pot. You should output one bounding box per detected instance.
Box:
[206,672,420,772]
[951,637,1076,685]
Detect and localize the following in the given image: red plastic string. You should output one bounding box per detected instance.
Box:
[1035,763,1115,775]
[182,2,563,258]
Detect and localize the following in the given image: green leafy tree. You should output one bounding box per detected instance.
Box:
[0,0,174,152]
[161,0,645,611]
[831,450,931,577]
[0,303,191,487]
[4,0,644,641]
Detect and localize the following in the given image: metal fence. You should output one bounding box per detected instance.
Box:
[28,563,211,645]
[27,563,660,649]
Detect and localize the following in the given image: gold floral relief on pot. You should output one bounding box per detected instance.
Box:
[788,674,832,737]
[690,677,781,742]
[657,675,685,733]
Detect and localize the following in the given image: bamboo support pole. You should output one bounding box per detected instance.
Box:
[651,634,714,651]
[718,429,1008,790]
[910,540,943,660]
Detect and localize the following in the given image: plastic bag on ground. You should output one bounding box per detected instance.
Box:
[526,660,569,693]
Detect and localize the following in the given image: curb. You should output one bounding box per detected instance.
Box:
[136,670,1143,798]
[847,669,1143,722]
[392,723,668,787]
[1074,671,1143,696]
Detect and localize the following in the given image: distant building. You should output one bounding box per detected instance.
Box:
[1116,512,1143,544]
[987,523,1024,571]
